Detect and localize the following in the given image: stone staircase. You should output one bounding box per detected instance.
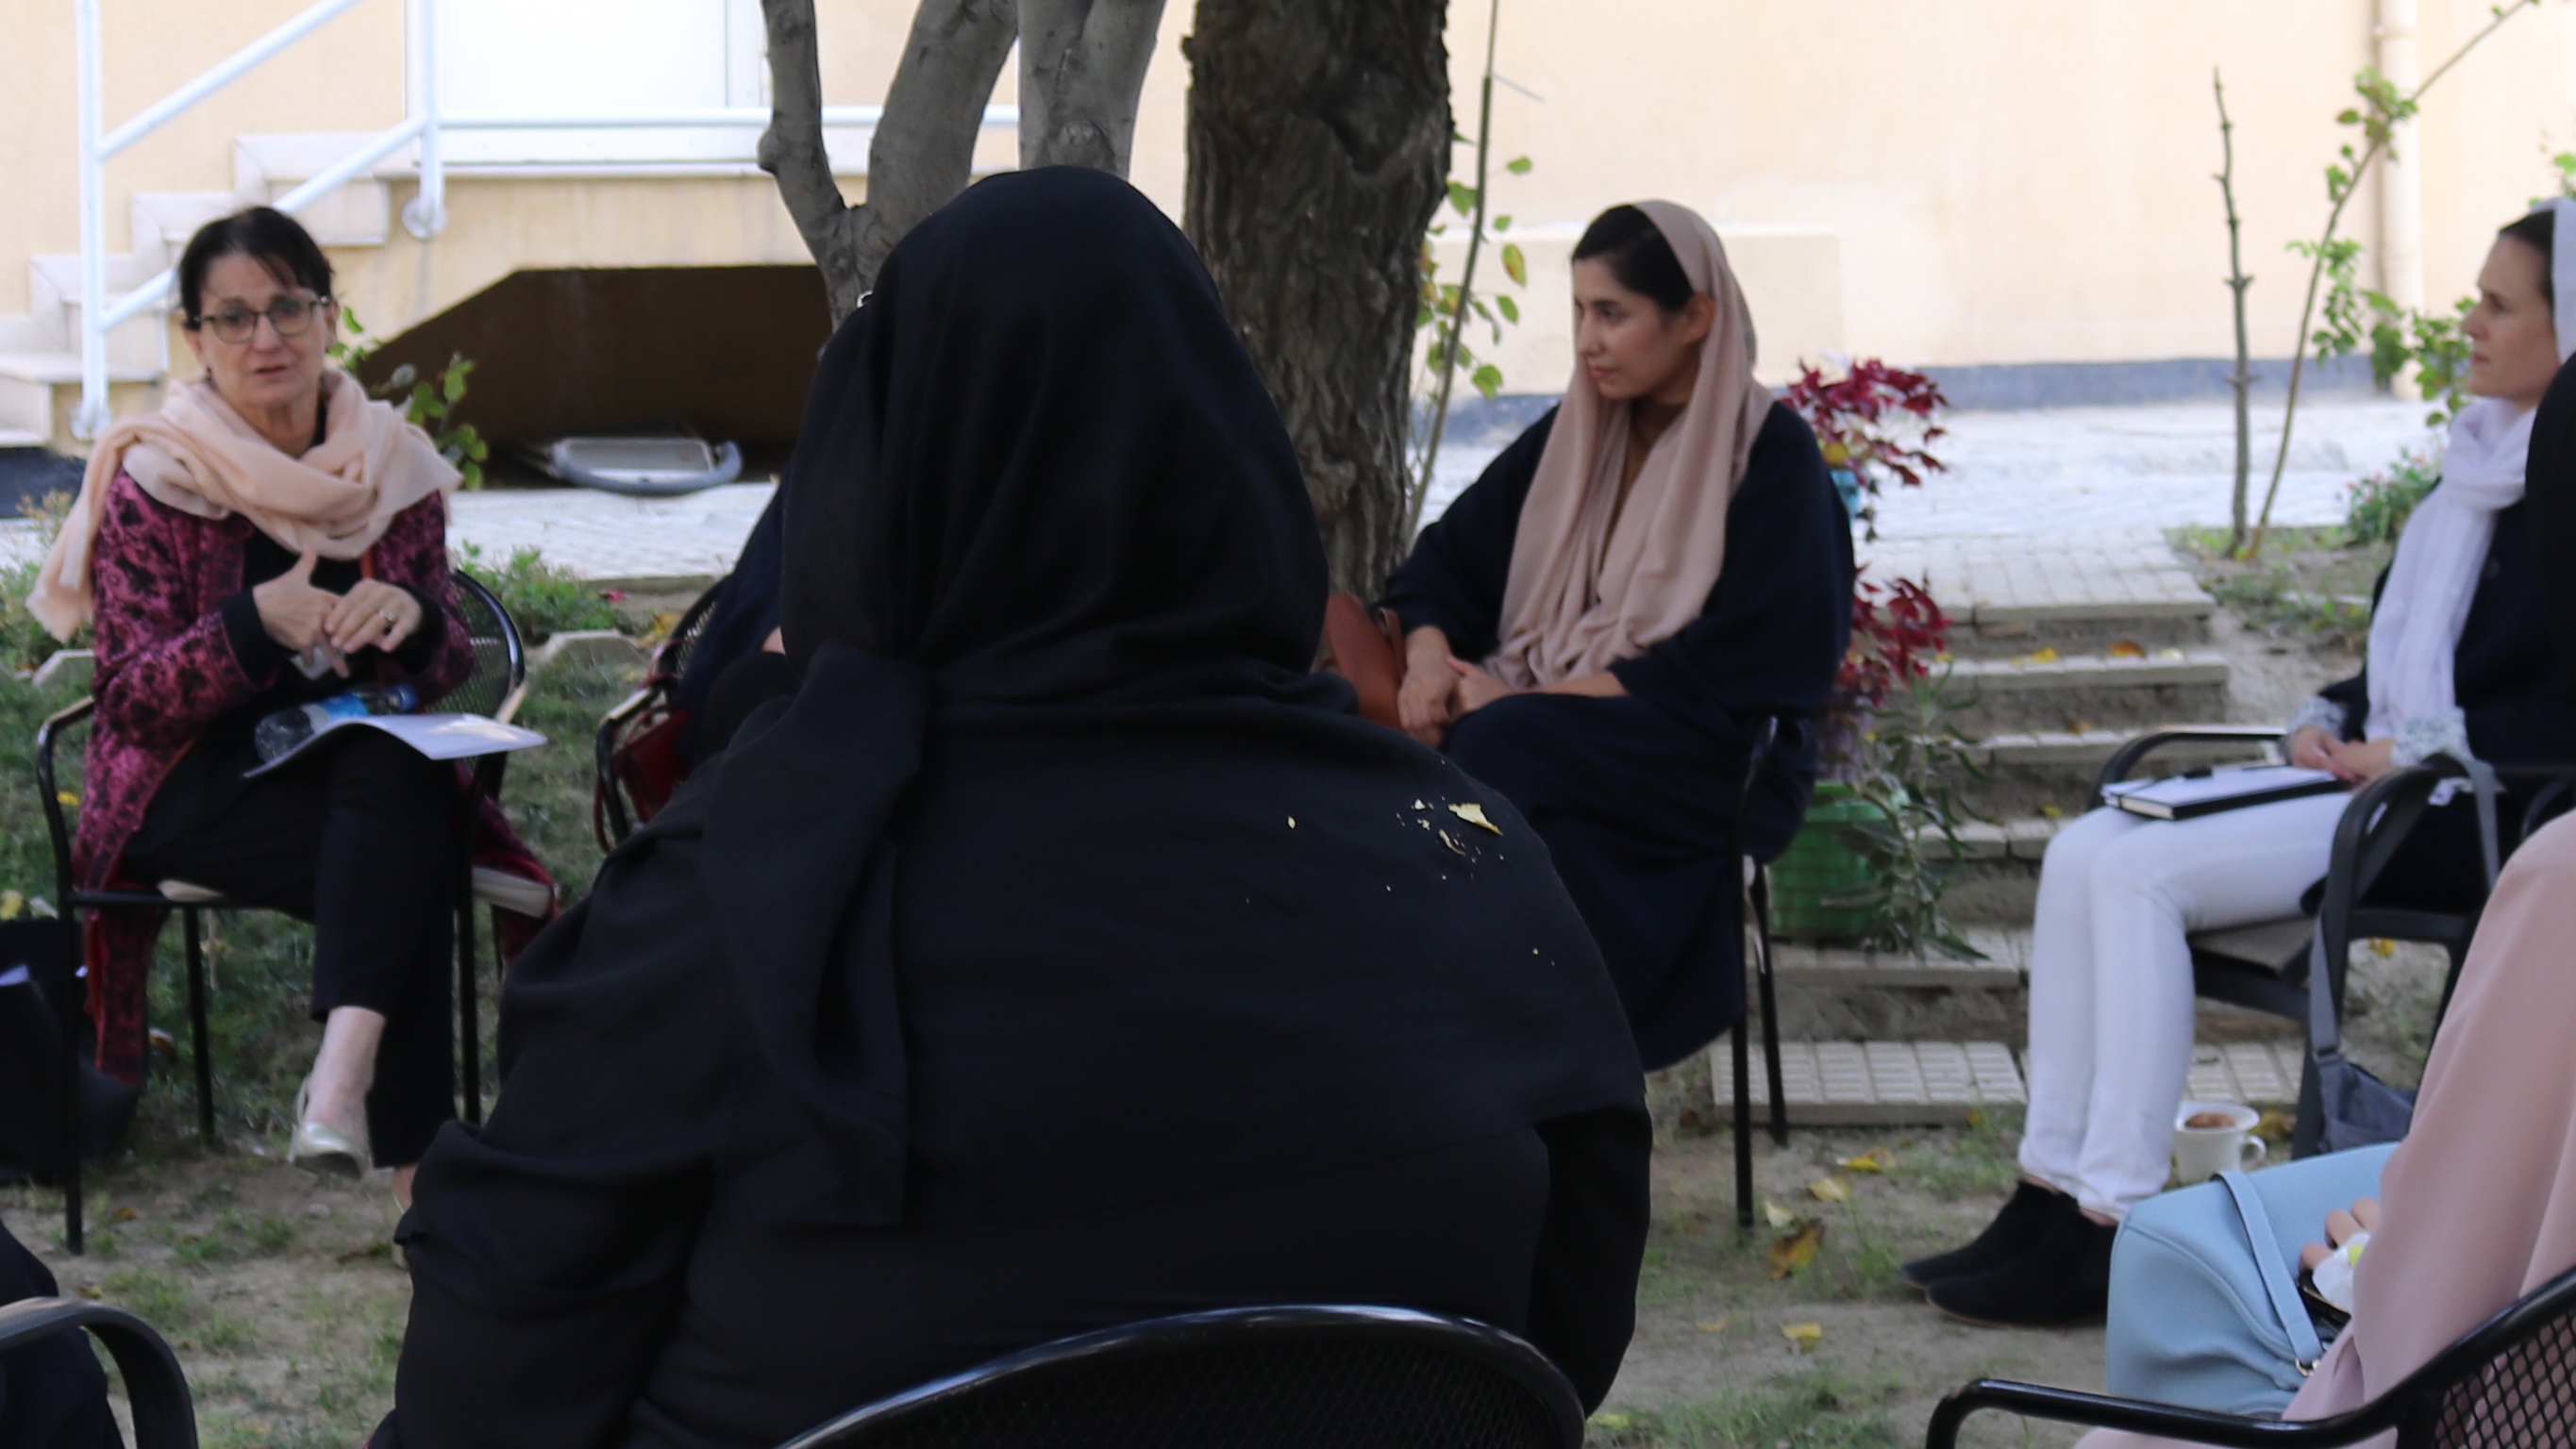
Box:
[1717,526,2296,1125]
[0,136,398,450]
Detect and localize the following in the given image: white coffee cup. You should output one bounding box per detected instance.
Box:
[2172,1100,2267,1185]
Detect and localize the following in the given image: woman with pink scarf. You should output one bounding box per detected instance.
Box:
[29,208,546,1207]
[1378,202,1854,1070]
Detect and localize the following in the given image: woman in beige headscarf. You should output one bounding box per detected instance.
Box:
[33,207,548,1207]
[1377,201,1854,1069]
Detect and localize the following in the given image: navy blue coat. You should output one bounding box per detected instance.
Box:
[1381,402,1854,1068]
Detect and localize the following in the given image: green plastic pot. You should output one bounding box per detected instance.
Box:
[1767,783,1878,941]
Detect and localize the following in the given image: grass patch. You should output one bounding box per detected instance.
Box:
[1591,1369,1901,1448]
[101,1265,195,1326]
[2168,526,2388,654]
[1898,1108,2024,1204]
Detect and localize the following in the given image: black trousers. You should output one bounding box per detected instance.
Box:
[123,730,459,1165]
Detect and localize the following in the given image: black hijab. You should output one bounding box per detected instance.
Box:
[689,167,1637,1226]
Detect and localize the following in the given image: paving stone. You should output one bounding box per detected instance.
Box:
[2185,1039,2306,1107]
[1709,1040,2028,1125]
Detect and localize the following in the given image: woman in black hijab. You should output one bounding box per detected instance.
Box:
[377,168,1649,1448]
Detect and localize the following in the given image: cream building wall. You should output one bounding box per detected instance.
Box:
[5,0,2574,427]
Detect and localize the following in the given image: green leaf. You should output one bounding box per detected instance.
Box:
[1471,362,1503,398]
[1497,294,1519,324]
[1491,214,1511,232]
[1505,156,1532,175]
[1502,242,1527,287]
[1447,180,1476,216]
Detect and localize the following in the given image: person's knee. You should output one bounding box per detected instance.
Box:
[331,731,455,813]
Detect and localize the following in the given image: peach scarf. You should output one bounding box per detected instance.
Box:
[2084,814,2576,1449]
[1485,200,1772,690]
[28,367,458,641]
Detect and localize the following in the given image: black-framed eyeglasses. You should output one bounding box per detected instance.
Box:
[188,294,333,345]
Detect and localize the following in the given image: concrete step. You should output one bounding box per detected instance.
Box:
[1932,649,2232,736]
[1956,725,2279,818]
[1863,527,2217,661]
[133,191,251,275]
[1709,1040,2027,1126]
[1911,814,2057,925]
[1766,925,2027,1041]
[0,352,163,453]
[233,135,395,246]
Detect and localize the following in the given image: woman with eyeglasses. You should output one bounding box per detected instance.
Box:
[26,207,550,1207]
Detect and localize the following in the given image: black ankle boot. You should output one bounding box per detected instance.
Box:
[1899,1179,2064,1290]
[1923,1197,2117,1327]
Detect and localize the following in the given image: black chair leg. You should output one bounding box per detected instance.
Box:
[183,908,212,1145]
[458,887,482,1127]
[59,915,83,1256]
[1753,869,1787,1146]
[1732,1013,1754,1230]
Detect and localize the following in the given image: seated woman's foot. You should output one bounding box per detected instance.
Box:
[1899,1179,2064,1290]
[1923,1201,2116,1327]
[287,1076,370,1181]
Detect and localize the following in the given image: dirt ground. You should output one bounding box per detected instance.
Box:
[0,533,2434,1448]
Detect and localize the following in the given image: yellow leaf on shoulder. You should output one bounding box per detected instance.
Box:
[1447,801,1502,834]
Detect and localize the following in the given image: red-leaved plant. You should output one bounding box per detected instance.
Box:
[1784,359,1950,541]
[1820,569,1953,782]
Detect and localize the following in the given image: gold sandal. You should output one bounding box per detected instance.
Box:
[287,1077,369,1180]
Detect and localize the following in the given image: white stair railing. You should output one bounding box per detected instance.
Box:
[73,0,1014,441]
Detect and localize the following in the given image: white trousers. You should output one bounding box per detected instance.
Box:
[2016,794,2348,1217]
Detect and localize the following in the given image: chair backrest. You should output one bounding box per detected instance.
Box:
[654,580,725,683]
[773,1305,1584,1449]
[0,1297,197,1448]
[2403,1260,2576,1447]
[443,571,527,723]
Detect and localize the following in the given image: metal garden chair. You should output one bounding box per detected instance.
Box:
[594,580,722,846]
[1925,1257,2576,1448]
[0,1297,197,1448]
[35,572,529,1254]
[769,1304,1583,1449]
[2093,728,2576,1154]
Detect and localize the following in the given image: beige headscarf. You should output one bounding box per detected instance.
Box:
[29,367,459,641]
[2083,813,2576,1449]
[1485,200,1772,691]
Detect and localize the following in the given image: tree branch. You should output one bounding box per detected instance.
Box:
[759,0,1018,319]
[1019,0,1170,173]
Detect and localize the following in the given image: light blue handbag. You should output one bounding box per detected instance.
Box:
[2102,1143,2397,1418]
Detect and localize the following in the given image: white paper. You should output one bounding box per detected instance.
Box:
[245,712,548,776]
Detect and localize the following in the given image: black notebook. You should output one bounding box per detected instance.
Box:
[2102,764,2343,821]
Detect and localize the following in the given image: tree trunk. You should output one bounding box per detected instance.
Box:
[1019,0,1171,172]
[759,0,1021,320]
[1184,0,1450,597]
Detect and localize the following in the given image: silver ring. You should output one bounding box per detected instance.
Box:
[381,610,397,625]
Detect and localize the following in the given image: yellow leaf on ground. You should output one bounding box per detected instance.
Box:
[1838,1147,1894,1174]
[2109,639,2146,658]
[1762,1200,1797,1229]
[2369,938,2397,957]
[1695,1318,1730,1334]
[1588,1411,1633,1432]
[2038,804,2064,820]
[1782,1322,1824,1351]
[1767,1220,1826,1278]
[1447,801,1502,834]
[0,891,22,921]
[56,791,76,807]
[1808,1175,1851,1202]
[2013,646,2060,666]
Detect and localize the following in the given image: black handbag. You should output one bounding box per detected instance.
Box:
[0,921,137,1185]
[2304,757,2501,1153]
